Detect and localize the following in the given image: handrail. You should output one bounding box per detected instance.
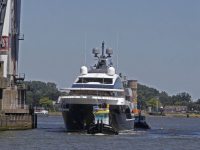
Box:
[60,95,124,101]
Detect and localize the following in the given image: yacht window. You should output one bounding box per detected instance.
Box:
[113,77,124,89]
[76,78,113,84]
[71,90,114,96]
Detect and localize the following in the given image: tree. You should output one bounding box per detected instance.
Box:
[171,92,191,103]
[196,99,200,104]
[32,94,41,107]
[181,101,188,106]
[24,81,63,107]
[26,92,33,105]
[137,83,160,109]
[147,98,161,109]
[174,101,181,106]
[159,91,169,107]
[137,94,146,108]
[39,97,53,109]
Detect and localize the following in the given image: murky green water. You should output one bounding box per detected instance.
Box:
[0,115,200,150]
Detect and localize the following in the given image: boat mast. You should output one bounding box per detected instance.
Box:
[84,32,86,66]
[102,41,105,56]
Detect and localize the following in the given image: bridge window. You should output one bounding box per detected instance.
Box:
[76,78,113,84]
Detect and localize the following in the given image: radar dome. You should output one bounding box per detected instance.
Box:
[92,47,100,54]
[106,47,113,57]
[107,67,115,76]
[80,66,88,75]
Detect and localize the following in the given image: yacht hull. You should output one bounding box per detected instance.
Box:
[61,104,135,132]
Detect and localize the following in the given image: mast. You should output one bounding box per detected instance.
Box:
[102,41,105,56]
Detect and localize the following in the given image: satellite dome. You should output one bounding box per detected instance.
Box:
[107,67,115,76]
[80,66,88,75]
[106,47,113,54]
[93,47,100,54]
[92,47,100,57]
[106,47,113,57]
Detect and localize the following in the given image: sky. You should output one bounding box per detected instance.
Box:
[19,0,200,101]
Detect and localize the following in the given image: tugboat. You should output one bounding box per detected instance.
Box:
[134,106,151,129]
[87,104,118,135]
[60,41,135,133]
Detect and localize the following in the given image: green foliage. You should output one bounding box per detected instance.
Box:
[196,99,200,104]
[137,83,160,109]
[39,97,53,108]
[24,81,61,101]
[146,98,161,109]
[53,105,60,112]
[159,91,169,107]
[24,81,66,107]
[137,83,200,111]
[174,101,181,106]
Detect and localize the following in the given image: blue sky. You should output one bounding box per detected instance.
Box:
[19,0,200,101]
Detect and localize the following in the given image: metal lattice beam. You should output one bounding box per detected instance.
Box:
[0,0,7,45]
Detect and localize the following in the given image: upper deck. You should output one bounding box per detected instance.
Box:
[61,42,129,96]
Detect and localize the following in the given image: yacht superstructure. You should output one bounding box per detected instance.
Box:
[60,41,135,132]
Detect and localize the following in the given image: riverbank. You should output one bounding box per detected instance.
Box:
[142,113,200,118]
[49,112,62,116]
[49,112,200,117]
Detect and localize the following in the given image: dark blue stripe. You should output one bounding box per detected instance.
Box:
[72,84,114,89]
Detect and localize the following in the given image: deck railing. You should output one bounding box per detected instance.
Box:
[61,95,124,100]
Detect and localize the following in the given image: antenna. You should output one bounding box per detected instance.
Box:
[84,32,86,66]
[117,32,118,73]
[102,41,105,55]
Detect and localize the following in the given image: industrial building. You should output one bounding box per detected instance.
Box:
[0,0,29,116]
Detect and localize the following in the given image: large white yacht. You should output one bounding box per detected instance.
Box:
[60,42,135,133]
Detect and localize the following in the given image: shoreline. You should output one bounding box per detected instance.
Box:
[49,112,62,116]
[142,113,200,118]
[48,112,200,117]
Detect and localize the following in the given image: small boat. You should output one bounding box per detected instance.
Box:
[87,105,118,135]
[34,107,49,116]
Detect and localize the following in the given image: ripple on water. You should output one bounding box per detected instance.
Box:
[0,116,200,149]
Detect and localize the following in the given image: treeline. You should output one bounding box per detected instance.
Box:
[24,81,64,107]
[137,83,200,111]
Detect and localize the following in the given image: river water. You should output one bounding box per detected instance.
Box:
[0,115,200,150]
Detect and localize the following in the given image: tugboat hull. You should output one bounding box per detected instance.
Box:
[87,123,118,135]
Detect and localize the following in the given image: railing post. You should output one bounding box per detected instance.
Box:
[34,115,37,128]
[0,115,2,127]
[31,114,34,129]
